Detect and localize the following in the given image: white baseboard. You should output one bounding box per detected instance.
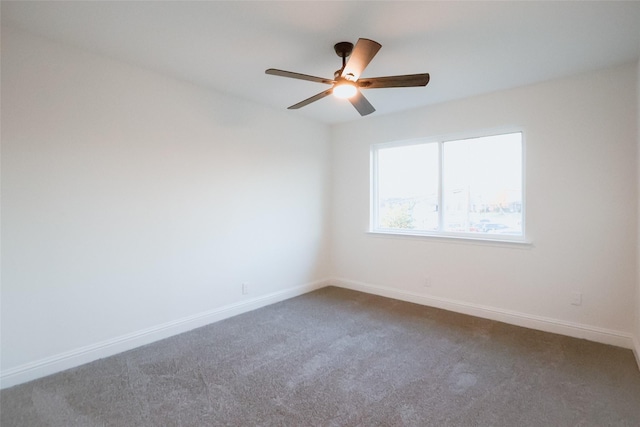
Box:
[633,335,640,371]
[331,278,635,350]
[0,279,329,390]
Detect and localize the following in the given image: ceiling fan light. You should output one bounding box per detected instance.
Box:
[333,82,357,99]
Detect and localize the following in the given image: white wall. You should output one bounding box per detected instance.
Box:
[1,27,331,383]
[331,63,638,345]
[636,58,640,363]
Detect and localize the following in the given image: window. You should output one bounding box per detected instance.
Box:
[371,131,524,241]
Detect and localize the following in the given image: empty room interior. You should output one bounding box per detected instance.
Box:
[2,1,640,425]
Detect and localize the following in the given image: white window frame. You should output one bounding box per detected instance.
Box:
[370,129,526,244]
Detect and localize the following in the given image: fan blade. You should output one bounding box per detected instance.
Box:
[358,73,430,89]
[342,38,381,81]
[349,90,376,116]
[288,88,334,109]
[266,69,334,85]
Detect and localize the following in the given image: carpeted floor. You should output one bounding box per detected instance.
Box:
[2,286,640,426]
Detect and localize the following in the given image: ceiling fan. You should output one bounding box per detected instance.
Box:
[265,38,430,116]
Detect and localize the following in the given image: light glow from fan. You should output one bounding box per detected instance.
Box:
[333,81,357,99]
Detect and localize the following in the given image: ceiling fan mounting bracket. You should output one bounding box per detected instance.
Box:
[334,42,354,59]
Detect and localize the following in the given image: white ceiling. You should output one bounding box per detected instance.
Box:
[3,1,640,124]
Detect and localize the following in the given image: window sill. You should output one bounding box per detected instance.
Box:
[367,230,533,249]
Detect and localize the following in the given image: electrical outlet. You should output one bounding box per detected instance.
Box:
[242,282,249,295]
[424,277,432,288]
[571,292,582,306]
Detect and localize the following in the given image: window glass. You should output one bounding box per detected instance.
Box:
[443,133,522,235]
[376,143,439,231]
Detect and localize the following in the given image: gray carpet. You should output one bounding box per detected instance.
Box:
[2,286,640,426]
